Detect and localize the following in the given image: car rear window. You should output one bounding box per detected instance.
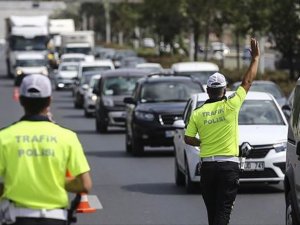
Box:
[102,76,140,96]
[140,81,202,102]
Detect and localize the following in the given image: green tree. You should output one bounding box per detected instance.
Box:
[140,0,185,55]
[110,1,141,46]
[221,0,250,70]
[269,0,300,79]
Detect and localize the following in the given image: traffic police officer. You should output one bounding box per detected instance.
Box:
[184,38,260,225]
[0,74,92,225]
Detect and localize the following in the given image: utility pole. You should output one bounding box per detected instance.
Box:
[103,0,111,44]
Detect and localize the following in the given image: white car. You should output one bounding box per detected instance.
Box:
[77,60,115,79]
[135,63,163,73]
[60,53,87,63]
[83,74,101,117]
[54,62,79,90]
[171,61,219,90]
[173,91,288,193]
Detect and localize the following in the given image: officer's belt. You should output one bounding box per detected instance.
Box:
[201,156,239,163]
[15,207,67,220]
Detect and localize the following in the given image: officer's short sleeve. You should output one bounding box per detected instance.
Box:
[185,112,198,137]
[67,133,90,177]
[227,86,247,109]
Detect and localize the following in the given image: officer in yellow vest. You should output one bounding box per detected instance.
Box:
[184,38,260,225]
[0,74,92,225]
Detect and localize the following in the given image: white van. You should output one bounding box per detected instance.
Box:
[171,61,219,89]
[14,52,48,78]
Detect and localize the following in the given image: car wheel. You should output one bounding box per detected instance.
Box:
[132,134,144,156]
[98,117,107,133]
[174,152,185,186]
[286,191,300,225]
[74,96,81,109]
[185,157,198,193]
[84,109,92,118]
[125,127,132,153]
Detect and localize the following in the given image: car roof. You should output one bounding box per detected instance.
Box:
[232,80,279,86]
[16,52,45,60]
[136,63,162,68]
[61,53,86,58]
[91,74,101,79]
[171,61,219,72]
[59,62,79,66]
[79,60,114,67]
[100,68,150,77]
[138,75,203,84]
[193,91,275,102]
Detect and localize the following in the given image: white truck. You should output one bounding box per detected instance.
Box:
[60,31,95,57]
[5,15,50,77]
[49,19,75,68]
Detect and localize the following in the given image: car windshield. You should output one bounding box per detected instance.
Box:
[232,82,284,99]
[82,66,111,73]
[175,71,217,84]
[80,73,100,85]
[102,76,139,96]
[141,81,201,102]
[11,36,47,51]
[66,47,91,55]
[60,65,78,71]
[239,100,285,125]
[16,59,46,67]
[89,77,100,89]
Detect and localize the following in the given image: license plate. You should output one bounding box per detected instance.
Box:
[165,130,175,137]
[244,162,265,171]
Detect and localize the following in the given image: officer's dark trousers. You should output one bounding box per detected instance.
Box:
[4,217,67,225]
[200,161,240,225]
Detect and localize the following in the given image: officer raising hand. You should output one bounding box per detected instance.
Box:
[184,38,260,225]
[0,74,92,225]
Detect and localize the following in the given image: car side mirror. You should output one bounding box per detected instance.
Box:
[173,119,185,129]
[124,97,136,105]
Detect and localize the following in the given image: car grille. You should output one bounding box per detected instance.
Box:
[243,144,273,159]
[240,168,278,178]
[159,114,182,125]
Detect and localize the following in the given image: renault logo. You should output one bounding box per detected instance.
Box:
[240,142,252,157]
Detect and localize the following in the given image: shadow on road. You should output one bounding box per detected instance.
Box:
[122,181,283,196]
[122,182,200,195]
[55,105,78,110]
[85,150,129,158]
[52,99,75,104]
[134,149,174,157]
[238,183,284,194]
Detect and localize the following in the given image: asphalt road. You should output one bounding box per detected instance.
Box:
[0,74,286,225]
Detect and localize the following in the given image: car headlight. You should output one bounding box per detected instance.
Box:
[102,97,114,107]
[16,68,23,76]
[89,94,97,101]
[273,142,287,152]
[135,111,154,121]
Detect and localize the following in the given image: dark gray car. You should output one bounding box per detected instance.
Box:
[93,68,150,133]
